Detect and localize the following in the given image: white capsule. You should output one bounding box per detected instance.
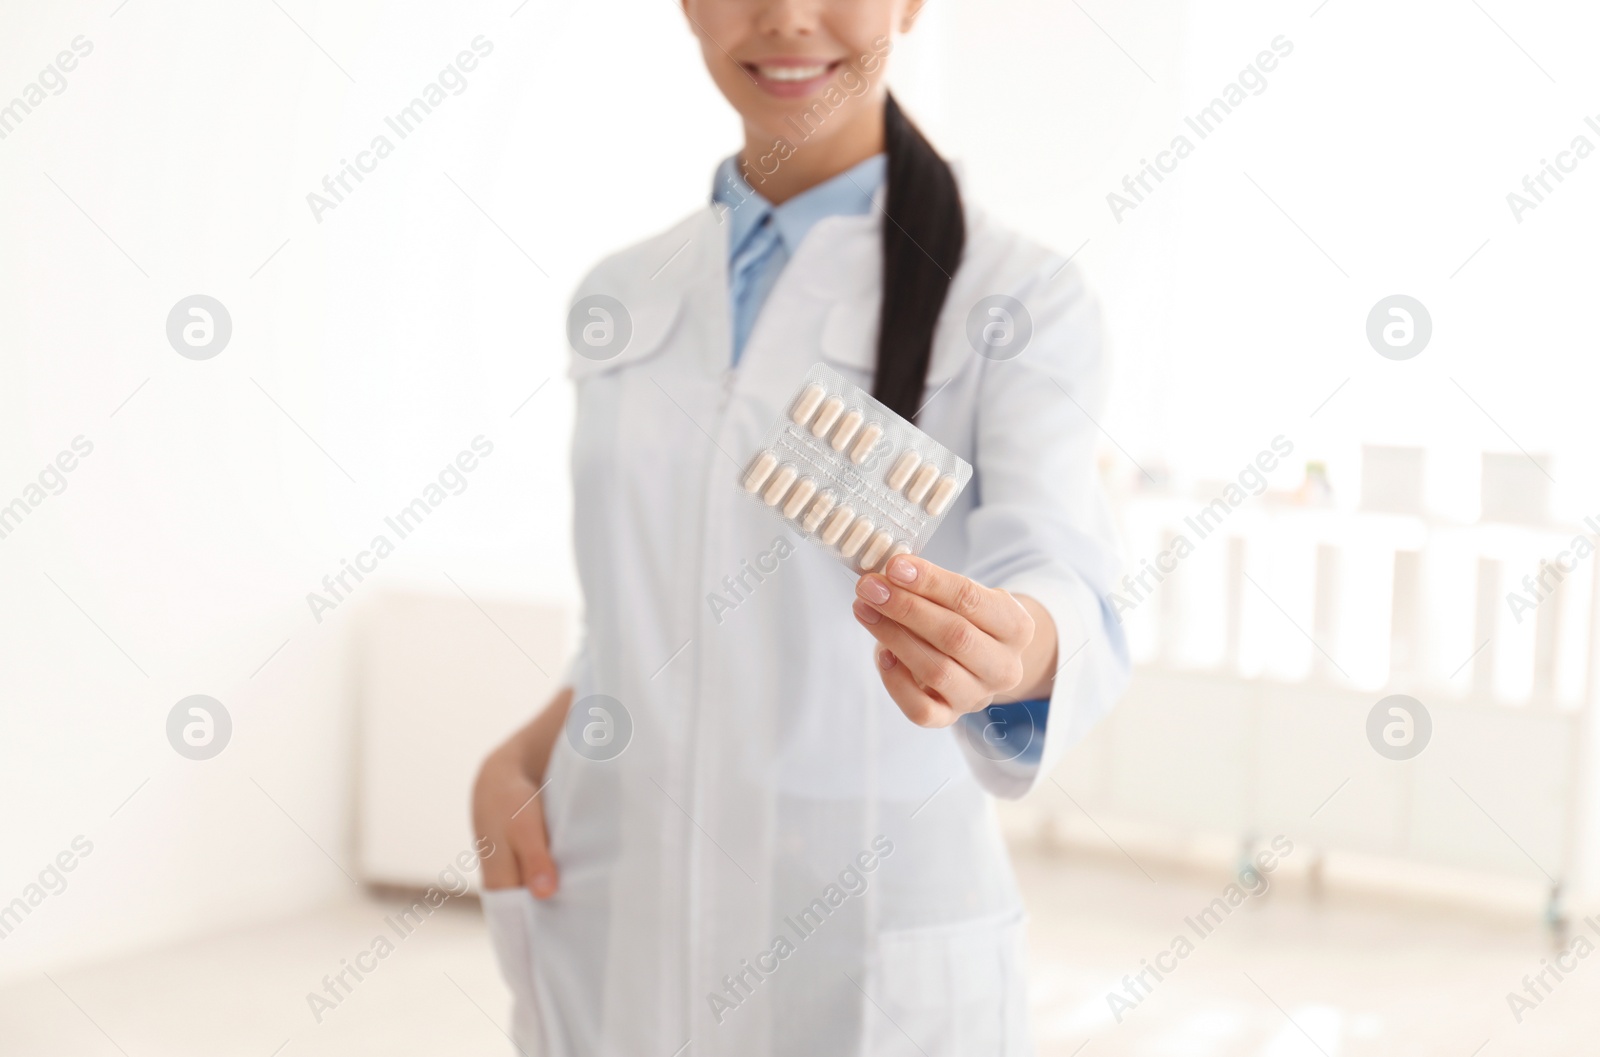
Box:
[830,409,863,452]
[860,530,896,572]
[742,450,778,493]
[820,504,855,546]
[886,449,921,490]
[849,423,883,465]
[763,464,798,507]
[886,542,912,567]
[790,384,826,426]
[802,491,837,533]
[811,396,845,438]
[906,463,940,504]
[782,476,817,519]
[925,474,960,516]
[840,516,874,559]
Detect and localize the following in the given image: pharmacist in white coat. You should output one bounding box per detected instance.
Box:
[472,2,1129,1055]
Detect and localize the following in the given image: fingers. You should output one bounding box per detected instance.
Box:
[478,836,523,891]
[853,601,986,722]
[473,748,561,898]
[856,578,1020,690]
[855,559,1032,694]
[874,646,959,728]
[507,792,559,899]
[877,555,1034,643]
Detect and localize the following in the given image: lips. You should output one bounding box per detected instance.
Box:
[741,58,845,98]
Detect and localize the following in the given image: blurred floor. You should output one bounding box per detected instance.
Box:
[0,848,1586,1056]
[1017,848,1583,1057]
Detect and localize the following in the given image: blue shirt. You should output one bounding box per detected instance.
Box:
[710,154,1049,763]
[712,153,885,363]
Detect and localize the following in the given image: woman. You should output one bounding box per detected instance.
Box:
[472,1,1128,1053]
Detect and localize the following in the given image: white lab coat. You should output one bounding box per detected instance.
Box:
[481,182,1129,1057]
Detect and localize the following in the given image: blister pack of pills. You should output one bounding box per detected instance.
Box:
[739,362,972,574]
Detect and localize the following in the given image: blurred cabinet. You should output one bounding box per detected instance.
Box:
[1043,454,1600,910]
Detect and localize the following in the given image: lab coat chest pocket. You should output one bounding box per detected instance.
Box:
[568,298,689,519]
[864,912,1031,1057]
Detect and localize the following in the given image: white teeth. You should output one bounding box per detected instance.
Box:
[758,64,828,82]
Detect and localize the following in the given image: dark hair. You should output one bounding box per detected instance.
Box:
[872,93,966,422]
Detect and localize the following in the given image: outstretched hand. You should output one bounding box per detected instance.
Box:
[851,554,1056,728]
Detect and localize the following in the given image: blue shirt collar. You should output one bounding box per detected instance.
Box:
[711,153,886,261]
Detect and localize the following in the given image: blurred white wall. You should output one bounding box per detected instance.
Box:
[3,0,1598,981]
[0,0,725,982]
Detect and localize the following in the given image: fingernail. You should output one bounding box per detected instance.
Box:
[888,557,917,584]
[853,600,881,625]
[531,873,554,896]
[857,577,890,605]
[878,649,897,670]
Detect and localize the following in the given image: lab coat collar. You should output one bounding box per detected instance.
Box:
[710,153,887,267]
[742,198,974,389]
[806,170,979,389]
[568,168,976,390]
[565,208,722,380]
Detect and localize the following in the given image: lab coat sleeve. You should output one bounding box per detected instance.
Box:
[955,261,1131,799]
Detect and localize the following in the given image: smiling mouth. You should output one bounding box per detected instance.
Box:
[750,61,838,81]
[741,59,846,95]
